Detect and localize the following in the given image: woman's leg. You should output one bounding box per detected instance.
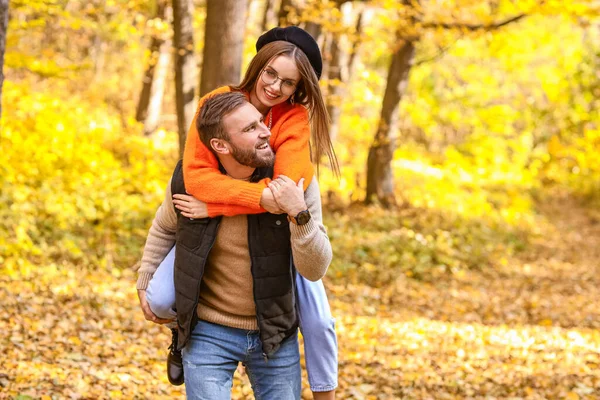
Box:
[145,245,183,385]
[296,272,338,398]
[145,245,177,322]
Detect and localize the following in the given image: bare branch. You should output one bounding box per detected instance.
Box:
[413,35,463,66]
[421,13,527,31]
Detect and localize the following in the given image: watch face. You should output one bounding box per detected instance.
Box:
[296,210,311,225]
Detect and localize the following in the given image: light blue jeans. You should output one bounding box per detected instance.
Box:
[183,320,301,400]
[146,245,338,392]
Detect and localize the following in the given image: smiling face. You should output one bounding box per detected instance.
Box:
[251,55,301,114]
[221,102,275,168]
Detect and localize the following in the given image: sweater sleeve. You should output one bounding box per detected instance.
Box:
[183,87,267,216]
[136,180,178,290]
[183,95,315,217]
[270,105,314,188]
[289,177,332,282]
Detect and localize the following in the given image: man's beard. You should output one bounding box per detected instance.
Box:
[230,141,275,168]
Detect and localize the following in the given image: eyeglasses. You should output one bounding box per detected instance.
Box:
[260,68,297,95]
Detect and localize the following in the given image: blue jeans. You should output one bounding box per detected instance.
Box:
[146,245,338,392]
[183,320,301,400]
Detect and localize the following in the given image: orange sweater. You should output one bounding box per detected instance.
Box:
[182,86,314,217]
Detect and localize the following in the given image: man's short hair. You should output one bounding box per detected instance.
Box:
[196,91,248,150]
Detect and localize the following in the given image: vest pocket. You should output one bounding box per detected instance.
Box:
[177,217,209,252]
[259,214,291,255]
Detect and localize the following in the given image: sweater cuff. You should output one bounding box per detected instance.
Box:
[206,185,267,217]
[136,272,153,290]
[237,184,266,209]
[290,218,317,239]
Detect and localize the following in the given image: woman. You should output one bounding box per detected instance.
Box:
[137,26,338,399]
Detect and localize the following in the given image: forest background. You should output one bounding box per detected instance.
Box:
[2,0,600,399]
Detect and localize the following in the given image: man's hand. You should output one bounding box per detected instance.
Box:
[260,187,285,214]
[137,289,174,324]
[173,194,208,219]
[268,175,307,217]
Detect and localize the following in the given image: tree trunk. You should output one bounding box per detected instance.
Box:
[135,34,161,122]
[90,1,111,82]
[326,34,344,142]
[200,0,248,97]
[141,3,172,136]
[262,0,277,32]
[144,27,171,136]
[365,39,415,207]
[92,34,106,80]
[304,21,323,48]
[0,0,8,120]
[326,3,363,142]
[278,0,294,26]
[136,0,169,123]
[347,8,364,78]
[173,0,196,157]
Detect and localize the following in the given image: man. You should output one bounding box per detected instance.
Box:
[136,91,332,399]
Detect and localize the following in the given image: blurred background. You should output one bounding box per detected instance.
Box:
[1,0,600,399]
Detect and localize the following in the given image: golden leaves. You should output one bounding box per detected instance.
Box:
[3,4,600,398]
[2,187,600,399]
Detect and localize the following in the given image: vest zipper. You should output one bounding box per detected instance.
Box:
[181,219,221,350]
[247,216,269,361]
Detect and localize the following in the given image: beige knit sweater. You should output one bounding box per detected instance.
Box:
[136,177,332,330]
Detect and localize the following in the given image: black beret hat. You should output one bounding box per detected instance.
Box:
[256,26,323,79]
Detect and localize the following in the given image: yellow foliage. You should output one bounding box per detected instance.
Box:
[0,81,176,270]
[3,3,600,399]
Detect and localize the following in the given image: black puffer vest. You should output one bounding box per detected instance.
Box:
[170,161,298,357]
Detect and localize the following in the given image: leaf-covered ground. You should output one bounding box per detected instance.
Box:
[2,196,600,399]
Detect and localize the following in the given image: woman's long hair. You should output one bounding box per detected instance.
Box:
[232,41,339,176]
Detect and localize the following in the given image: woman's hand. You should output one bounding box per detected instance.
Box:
[268,175,307,217]
[260,187,285,214]
[173,194,208,219]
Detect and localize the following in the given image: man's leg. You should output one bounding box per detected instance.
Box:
[296,273,338,398]
[182,320,243,400]
[145,245,183,385]
[244,331,301,400]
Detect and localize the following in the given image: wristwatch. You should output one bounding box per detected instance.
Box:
[288,209,311,226]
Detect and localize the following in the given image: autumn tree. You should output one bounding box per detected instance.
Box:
[291,0,366,140]
[262,0,278,31]
[200,0,248,97]
[323,2,365,141]
[365,1,530,206]
[0,0,7,120]
[135,0,172,136]
[172,0,196,157]
[366,36,415,207]
[278,0,296,26]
